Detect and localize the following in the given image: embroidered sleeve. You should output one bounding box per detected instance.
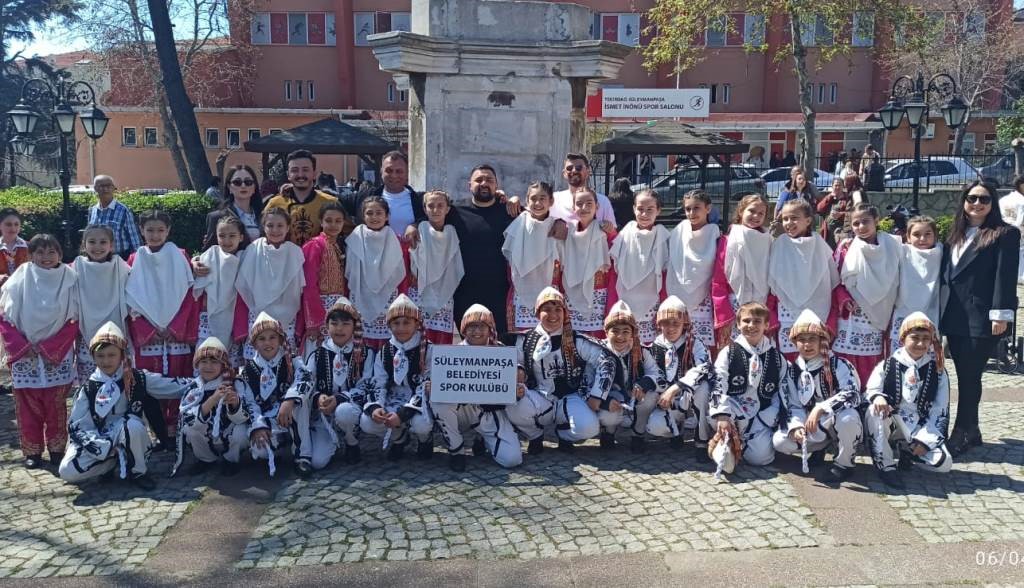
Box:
[363,349,388,415]
[143,372,194,400]
[825,358,862,412]
[863,362,886,404]
[779,371,806,432]
[913,370,950,449]
[679,339,714,390]
[637,347,660,393]
[228,380,254,426]
[285,352,317,404]
[578,337,616,400]
[709,347,734,418]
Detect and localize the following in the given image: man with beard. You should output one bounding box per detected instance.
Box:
[264,150,341,246]
[343,151,427,236]
[551,153,616,224]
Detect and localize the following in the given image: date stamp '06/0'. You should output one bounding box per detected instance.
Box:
[977,551,1024,566]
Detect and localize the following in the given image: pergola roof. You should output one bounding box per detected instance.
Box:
[243,118,397,154]
[591,121,749,155]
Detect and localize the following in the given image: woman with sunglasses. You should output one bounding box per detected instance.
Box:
[941,180,1020,457]
[202,164,264,249]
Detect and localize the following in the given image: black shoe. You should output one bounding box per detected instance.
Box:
[807,449,826,467]
[599,432,616,450]
[23,455,42,469]
[449,452,466,472]
[220,461,241,477]
[897,451,915,471]
[0,384,11,395]
[130,474,157,491]
[387,442,405,462]
[344,444,361,465]
[877,469,904,490]
[294,459,313,479]
[557,439,575,452]
[416,440,434,461]
[947,428,969,457]
[527,437,545,455]
[630,436,646,454]
[822,465,853,485]
[694,443,710,464]
[188,460,213,476]
[472,437,486,457]
[48,452,64,468]
[670,436,685,448]
[100,468,118,482]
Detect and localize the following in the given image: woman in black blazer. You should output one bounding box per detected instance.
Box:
[201,164,264,250]
[940,180,1020,456]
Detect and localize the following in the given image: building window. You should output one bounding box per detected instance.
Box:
[269,128,283,135]
[226,129,241,148]
[706,15,727,47]
[250,12,336,46]
[830,83,838,104]
[399,89,407,103]
[248,129,261,141]
[143,127,158,147]
[308,81,315,102]
[744,14,765,45]
[594,13,641,46]
[205,128,220,148]
[387,82,395,103]
[284,80,292,101]
[297,81,304,101]
[800,14,833,46]
[852,11,874,47]
[722,83,731,104]
[817,83,826,104]
[122,127,137,147]
[354,11,411,46]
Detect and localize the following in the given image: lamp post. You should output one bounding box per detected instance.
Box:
[6,76,109,258]
[878,72,968,209]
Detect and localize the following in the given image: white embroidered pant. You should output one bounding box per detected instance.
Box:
[182,419,248,464]
[718,415,776,474]
[505,389,555,441]
[333,401,362,447]
[359,411,433,445]
[59,416,151,482]
[621,391,658,436]
[553,395,600,443]
[772,408,863,469]
[646,382,712,441]
[864,409,953,473]
[432,401,522,468]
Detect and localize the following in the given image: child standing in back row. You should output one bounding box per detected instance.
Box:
[711,195,771,351]
[666,190,720,352]
[193,215,249,367]
[410,190,464,344]
[300,201,350,351]
[74,225,131,383]
[890,216,943,349]
[562,187,615,338]
[503,181,563,334]
[610,189,669,345]
[346,197,407,349]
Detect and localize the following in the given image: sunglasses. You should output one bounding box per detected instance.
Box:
[565,164,585,172]
[965,195,992,205]
[231,178,255,187]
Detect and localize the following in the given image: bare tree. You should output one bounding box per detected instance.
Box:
[883,0,1024,153]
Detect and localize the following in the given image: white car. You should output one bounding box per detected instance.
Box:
[759,167,835,199]
[884,156,979,190]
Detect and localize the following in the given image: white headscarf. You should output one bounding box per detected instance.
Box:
[410,222,464,315]
[768,233,838,319]
[0,262,78,343]
[193,246,243,345]
[667,220,720,311]
[841,233,901,331]
[75,255,129,344]
[894,243,943,325]
[724,225,771,305]
[610,221,669,314]
[562,220,610,311]
[344,225,405,321]
[502,214,562,308]
[125,243,193,330]
[236,238,305,325]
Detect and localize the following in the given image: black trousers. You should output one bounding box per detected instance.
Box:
[946,334,999,433]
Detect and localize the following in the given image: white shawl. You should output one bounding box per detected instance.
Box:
[502,214,561,307]
[724,225,771,305]
[193,246,242,345]
[125,244,193,330]
[894,243,943,324]
[236,238,305,325]
[75,256,129,343]
[0,263,78,343]
[410,222,464,315]
[610,221,669,314]
[562,220,610,311]
[344,225,405,321]
[768,234,838,320]
[841,233,901,331]
[667,220,720,311]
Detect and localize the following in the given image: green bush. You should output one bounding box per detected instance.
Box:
[0,188,214,254]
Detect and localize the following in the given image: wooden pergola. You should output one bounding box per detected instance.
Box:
[592,121,751,222]
[243,118,398,183]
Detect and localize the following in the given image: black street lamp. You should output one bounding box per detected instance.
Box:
[6,76,108,258]
[877,72,968,209]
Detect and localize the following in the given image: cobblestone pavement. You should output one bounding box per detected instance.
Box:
[871,402,1024,544]
[0,408,207,579]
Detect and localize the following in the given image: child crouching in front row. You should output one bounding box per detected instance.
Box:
[865,312,952,490]
[708,302,786,478]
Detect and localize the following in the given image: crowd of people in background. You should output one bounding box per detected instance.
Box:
[0,144,1018,496]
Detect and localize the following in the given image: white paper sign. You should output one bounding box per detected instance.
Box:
[602,89,711,118]
[429,345,517,405]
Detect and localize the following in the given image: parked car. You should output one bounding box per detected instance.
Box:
[631,163,765,209]
[884,156,979,190]
[759,167,835,199]
[979,151,1016,187]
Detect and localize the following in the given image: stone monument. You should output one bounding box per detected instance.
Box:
[369,0,630,199]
